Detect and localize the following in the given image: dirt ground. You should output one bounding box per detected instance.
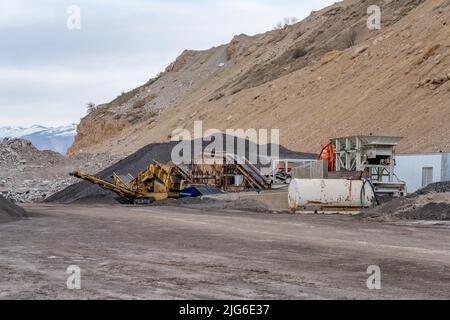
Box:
[1,204,450,300]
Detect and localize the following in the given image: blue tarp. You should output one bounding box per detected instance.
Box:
[180,186,222,198]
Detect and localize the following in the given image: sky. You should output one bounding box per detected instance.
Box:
[0,0,336,127]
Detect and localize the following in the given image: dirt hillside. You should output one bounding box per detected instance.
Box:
[69,0,450,156]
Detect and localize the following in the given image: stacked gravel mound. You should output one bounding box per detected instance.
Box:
[414,181,450,195]
[0,196,27,224]
[363,182,450,221]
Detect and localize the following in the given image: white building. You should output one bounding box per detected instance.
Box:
[395,153,450,193]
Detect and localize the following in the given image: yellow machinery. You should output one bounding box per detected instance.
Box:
[70,153,270,204]
[71,161,189,204]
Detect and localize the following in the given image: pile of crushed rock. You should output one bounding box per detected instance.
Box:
[363,182,450,221]
[0,138,64,167]
[0,195,27,224]
[0,138,121,203]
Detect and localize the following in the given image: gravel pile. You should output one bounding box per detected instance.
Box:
[0,138,64,166]
[414,181,450,195]
[46,136,315,204]
[363,182,450,221]
[0,195,27,224]
[0,138,121,203]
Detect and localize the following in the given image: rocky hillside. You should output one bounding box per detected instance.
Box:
[69,0,450,156]
[0,139,120,203]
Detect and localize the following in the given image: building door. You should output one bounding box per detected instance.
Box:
[422,167,434,187]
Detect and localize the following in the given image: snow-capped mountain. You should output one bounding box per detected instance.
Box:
[0,124,77,154]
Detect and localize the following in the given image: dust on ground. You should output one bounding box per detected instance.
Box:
[151,196,273,213]
[1,203,450,299]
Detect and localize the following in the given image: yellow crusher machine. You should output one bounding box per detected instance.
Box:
[70,161,189,204]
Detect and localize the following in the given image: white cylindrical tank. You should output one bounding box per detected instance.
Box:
[288,179,375,210]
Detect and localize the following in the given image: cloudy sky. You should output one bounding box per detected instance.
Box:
[0,0,335,127]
